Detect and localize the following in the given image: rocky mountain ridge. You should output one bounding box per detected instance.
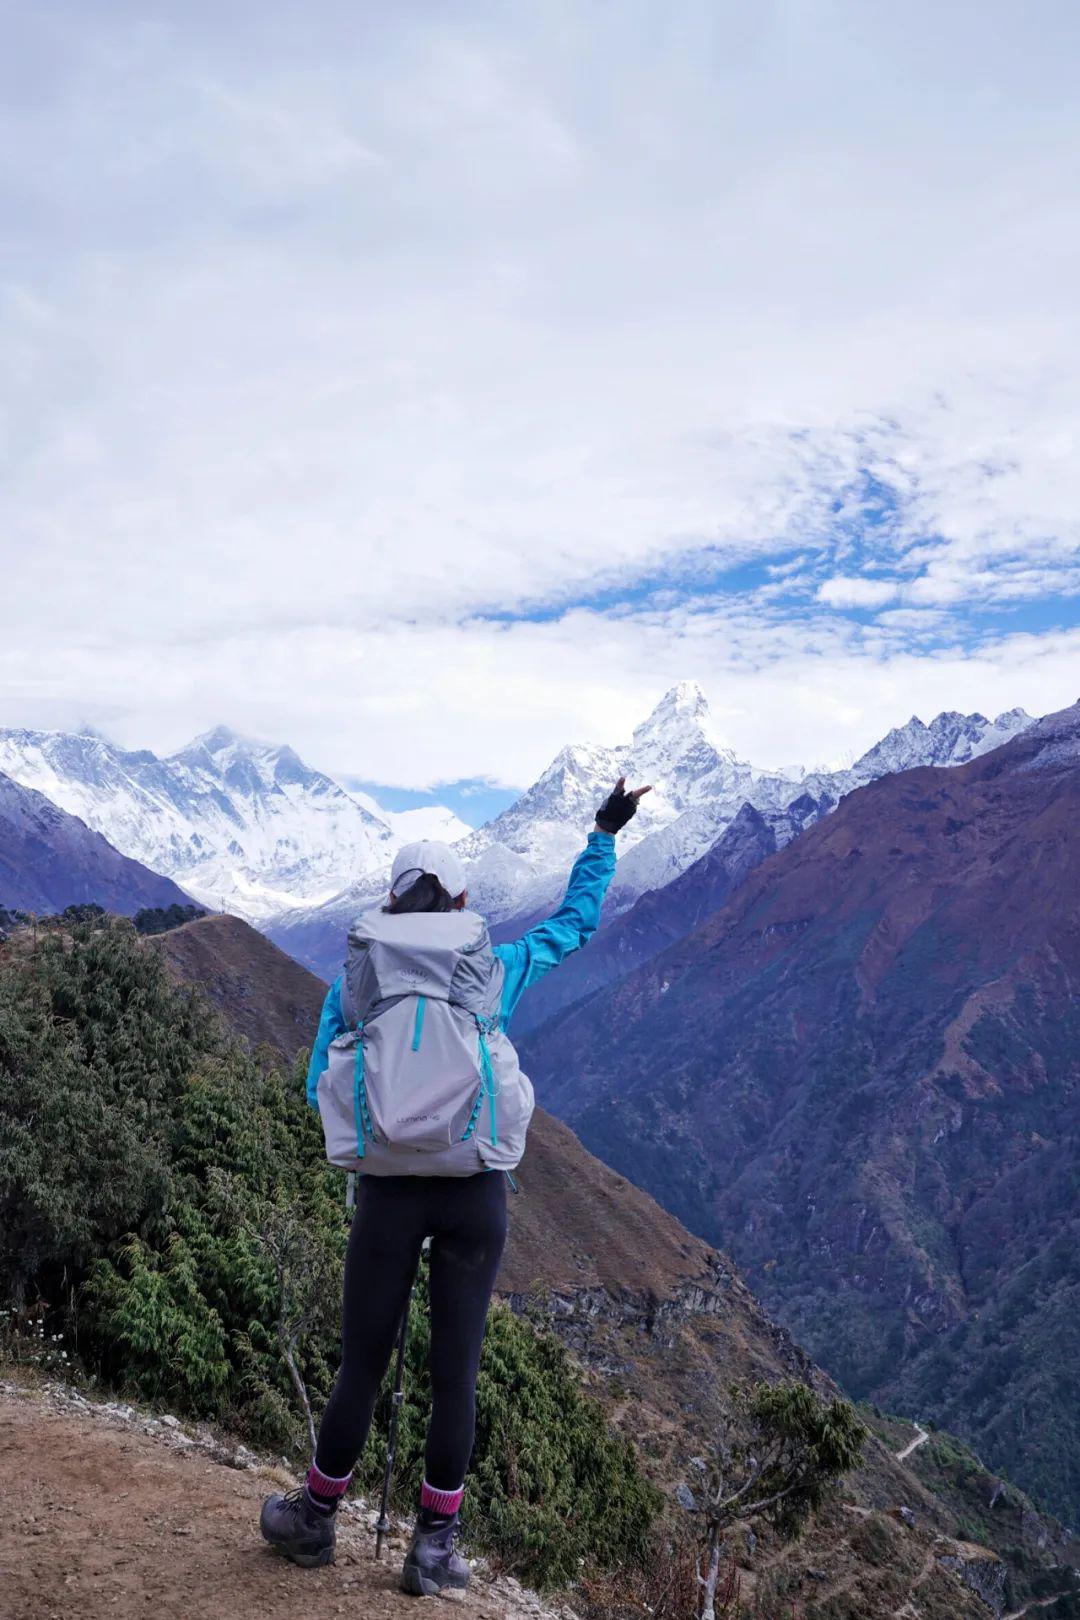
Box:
[521,699,1080,1529]
[267,683,1032,979]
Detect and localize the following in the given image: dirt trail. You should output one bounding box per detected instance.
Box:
[0,1385,566,1620]
[1003,1597,1068,1619]
[895,1422,929,1463]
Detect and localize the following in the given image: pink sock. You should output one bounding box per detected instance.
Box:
[305,1463,352,1510]
[421,1479,465,1517]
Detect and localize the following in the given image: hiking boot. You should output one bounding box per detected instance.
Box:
[401,1512,471,1597]
[259,1486,336,1568]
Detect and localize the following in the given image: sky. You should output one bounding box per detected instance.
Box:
[2,0,1080,801]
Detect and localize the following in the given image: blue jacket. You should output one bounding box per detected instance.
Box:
[305,829,617,1107]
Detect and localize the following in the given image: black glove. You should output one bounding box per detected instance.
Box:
[595,783,640,834]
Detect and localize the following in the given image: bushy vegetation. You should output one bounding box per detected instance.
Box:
[133,903,207,936]
[0,902,205,938]
[355,1268,661,1586]
[0,919,657,1587]
[0,902,107,933]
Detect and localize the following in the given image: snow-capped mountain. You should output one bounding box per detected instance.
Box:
[844,707,1033,784]
[602,698,1035,912]
[0,726,469,921]
[1,689,1032,962]
[266,683,1033,979]
[348,790,470,848]
[435,683,1029,916]
[455,680,799,918]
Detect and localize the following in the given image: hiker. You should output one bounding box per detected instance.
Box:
[260,776,651,1596]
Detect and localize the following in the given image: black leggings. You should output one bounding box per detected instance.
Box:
[314,1172,507,1489]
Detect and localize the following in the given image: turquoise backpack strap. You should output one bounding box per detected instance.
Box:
[411,995,426,1052]
[352,1020,373,1158]
[474,1013,501,1148]
[461,1013,501,1146]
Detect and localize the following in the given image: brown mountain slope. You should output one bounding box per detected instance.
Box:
[522,700,1080,1527]
[154,913,327,1066]
[151,910,1080,1616]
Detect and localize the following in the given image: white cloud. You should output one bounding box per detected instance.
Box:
[1,1,1080,787]
[2,595,1077,787]
[817,577,901,609]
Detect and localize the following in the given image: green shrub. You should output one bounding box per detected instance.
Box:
[0,923,212,1300]
[0,921,658,1587]
[133,904,207,936]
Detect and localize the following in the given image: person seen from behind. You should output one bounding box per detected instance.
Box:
[260,777,651,1596]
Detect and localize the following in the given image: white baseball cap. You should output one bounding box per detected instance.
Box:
[390,839,467,901]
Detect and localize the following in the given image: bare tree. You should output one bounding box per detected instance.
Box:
[255,1197,335,1451]
[211,1171,337,1452]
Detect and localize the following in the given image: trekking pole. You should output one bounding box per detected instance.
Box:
[375,1274,415,1559]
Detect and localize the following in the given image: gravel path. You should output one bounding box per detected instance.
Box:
[895,1422,929,1463]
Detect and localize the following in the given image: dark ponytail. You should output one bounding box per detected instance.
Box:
[382,873,457,915]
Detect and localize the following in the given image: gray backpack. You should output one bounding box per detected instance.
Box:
[316,907,535,1177]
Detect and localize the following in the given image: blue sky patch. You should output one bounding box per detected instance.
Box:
[342,775,518,828]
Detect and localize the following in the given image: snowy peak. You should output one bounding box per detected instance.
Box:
[623,686,747,823]
[469,692,1036,928]
[849,707,1032,783]
[451,686,1037,927]
[631,680,710,744]
[0,725,460,921]
[1009,696,1080,772]
[993,706,1034,732]
[630,682,728,775]
[454,740,624,876]
[170,727,334,799]
[182,724,248,756]
[169,726,252,770]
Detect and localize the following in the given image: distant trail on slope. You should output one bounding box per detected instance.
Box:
[1003,1597,1072,1619]
[895,1422,929,1462]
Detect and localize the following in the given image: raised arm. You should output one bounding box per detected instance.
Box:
[305,976,347,1108]
[494,776,650,1028]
